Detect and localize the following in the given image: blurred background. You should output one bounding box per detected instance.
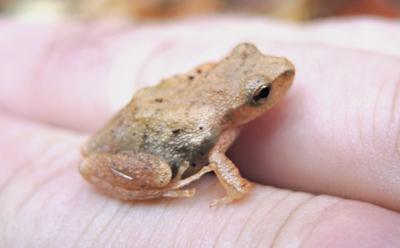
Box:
[1,0,400,21]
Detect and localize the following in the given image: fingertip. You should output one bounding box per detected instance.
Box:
[230,45,400,211]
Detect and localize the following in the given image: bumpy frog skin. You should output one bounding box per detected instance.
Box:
[79,43,295,205]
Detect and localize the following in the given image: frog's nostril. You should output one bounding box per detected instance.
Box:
[283,69,295,77]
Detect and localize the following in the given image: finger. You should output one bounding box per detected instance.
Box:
[2,18,400,211]
[1,114,400,247]
[0,112,84,193]
[230,44,400,211]
[1,17,400,131]
[0,19,134,131]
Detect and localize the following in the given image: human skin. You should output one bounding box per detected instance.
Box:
[1,16,400,247]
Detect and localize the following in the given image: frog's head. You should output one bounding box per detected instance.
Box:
[223,43,295,125]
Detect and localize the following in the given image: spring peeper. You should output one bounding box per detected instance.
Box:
[79,43,295,205]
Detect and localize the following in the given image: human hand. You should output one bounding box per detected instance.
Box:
[1,17,400,247]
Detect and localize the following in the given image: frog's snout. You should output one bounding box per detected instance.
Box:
[79,159,93,180]
[283,69,295,77]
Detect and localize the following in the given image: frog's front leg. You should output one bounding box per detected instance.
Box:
[208,129,253,206]
[79,151,195,201]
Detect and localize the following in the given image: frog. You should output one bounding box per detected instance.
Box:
[79,43,295,206]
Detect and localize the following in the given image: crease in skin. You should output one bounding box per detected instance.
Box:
[341,83,358,157]
[170,190,200,247]
[13,140,79,214]
[52,184,89,244]
[392,77,400,156]
[101,199,158,247]
[249,190,294,247]
[4,135,72,213]
[298,198,341,248]
[231,186,278,247]
[23,166,77,245]
[0,117,62,192]
[197,181,225,248]
[212,205,240,247]
[0,135,40,192]
[269,193,313,247]
[397,134,400,159]
[372,77,387,152]
[142,200,174,246]
[356,95,365,153]
[147,197,200,247]
[71,198,109,248]
[86,203,125,248]
[391,77,400,125]
[100,203,132,247]
[300,200,400,247]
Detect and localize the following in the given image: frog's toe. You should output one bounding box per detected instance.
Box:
[210,196,234,207]
[162,188,196,198]
[209,184,252,207]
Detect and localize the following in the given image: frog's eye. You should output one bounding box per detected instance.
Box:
[252,85,271,105]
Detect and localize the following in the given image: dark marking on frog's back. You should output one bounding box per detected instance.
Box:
[172,129,182,135]
[144,126,219,174]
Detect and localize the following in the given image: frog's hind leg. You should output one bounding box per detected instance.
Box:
[103,165,213,200]
[80,151,197,201]
[168,166,213,189]
[86,176,196,201]
[170,161,190,183]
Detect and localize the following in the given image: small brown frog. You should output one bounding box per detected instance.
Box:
[79,43,295,205]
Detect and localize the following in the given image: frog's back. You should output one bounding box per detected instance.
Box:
[125,85,223,170]
[83,69,225,172]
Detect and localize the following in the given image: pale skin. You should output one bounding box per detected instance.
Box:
[79,43,295,205]
[2,18,400,247]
